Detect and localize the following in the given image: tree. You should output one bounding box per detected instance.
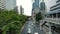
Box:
[35,12,43,24]
[0,10,27,34]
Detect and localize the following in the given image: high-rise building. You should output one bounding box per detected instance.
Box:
[32,0,40,20]
[41,0,60,34]
[0,0,16,10]
[0,0,6,10]
[6,0,16,10]
[40,0,46,17]
[40,0,45,10]
[32,0,39,9]
[32,0,40,14]
[14,6,18,13]
[47,0,60,18]
[20,5,24,14]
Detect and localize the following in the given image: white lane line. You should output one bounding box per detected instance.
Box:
[35,32,39,34]
[28,28,31,33]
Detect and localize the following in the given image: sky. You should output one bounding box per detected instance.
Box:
[17,0,32,16]
[17,0,57,16]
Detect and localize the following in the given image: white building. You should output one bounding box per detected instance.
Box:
[0,0,16,10]
[0,0,6,10]
[6,0,16,10]
[41,0,60,34]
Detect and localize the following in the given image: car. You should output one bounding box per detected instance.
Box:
[28,28,31,34]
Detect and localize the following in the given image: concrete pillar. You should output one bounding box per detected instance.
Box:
[40,24,43,30]
[40,24,42,30]
[40,20,43,30]
[56,13,58,22]
[48,23,52,34]
[56,13,58,18]
[52,15,53,18]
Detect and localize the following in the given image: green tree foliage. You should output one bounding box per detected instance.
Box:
[0,10,27,34]
[35,12,43,22]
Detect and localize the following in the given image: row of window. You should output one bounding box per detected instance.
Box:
[50,3,60,9]
[50,7,60,11]
[46,13,60,18]
[56,0,60,3]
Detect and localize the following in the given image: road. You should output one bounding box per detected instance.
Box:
[21,20,45,34]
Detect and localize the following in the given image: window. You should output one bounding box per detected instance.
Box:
[50,7,60,11]
[50,3,60,9]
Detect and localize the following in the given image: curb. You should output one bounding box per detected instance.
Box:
[20,23,26,33]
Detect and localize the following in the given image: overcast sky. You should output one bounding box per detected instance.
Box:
[17,0,57,16]
[17,0,32,16]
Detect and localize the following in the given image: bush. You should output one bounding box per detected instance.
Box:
[0,10,27,34]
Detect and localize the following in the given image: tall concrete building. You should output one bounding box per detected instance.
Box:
[14,6,18,13]
[0,0,16,10]
[20,5,24,14]
[33,0,39,9]
[32,0,40,19]
[40,0,60,34]
[0,0,6,10]
[6,0,16,10]
[40,0,46,18]
[32,0,40,13]
[40,0,45,10]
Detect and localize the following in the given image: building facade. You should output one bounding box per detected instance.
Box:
[14,6,18,13]
[41,0,60,34]
[20,5,24,14]
[0,0,16,10]
[6,0,16,10]
[0,0,6,10]
[32,0,40,20]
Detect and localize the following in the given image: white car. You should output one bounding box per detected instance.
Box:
[28,28,31,34]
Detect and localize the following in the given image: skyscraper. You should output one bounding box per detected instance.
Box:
[0,0,6,10]
[14,6,18,13]
[32,0,39,9]
[40,0,45,10]
[40,0,46,18]
[5,0,16,10]
[35,0,39,7]
[32,0,40,13]
[20,5,24,14]
[32,0,40,20]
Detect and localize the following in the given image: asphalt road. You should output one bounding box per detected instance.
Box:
[21,20,45,34]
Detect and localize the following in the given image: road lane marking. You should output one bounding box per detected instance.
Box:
[28,28,31,33]
[35,32,38,34]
